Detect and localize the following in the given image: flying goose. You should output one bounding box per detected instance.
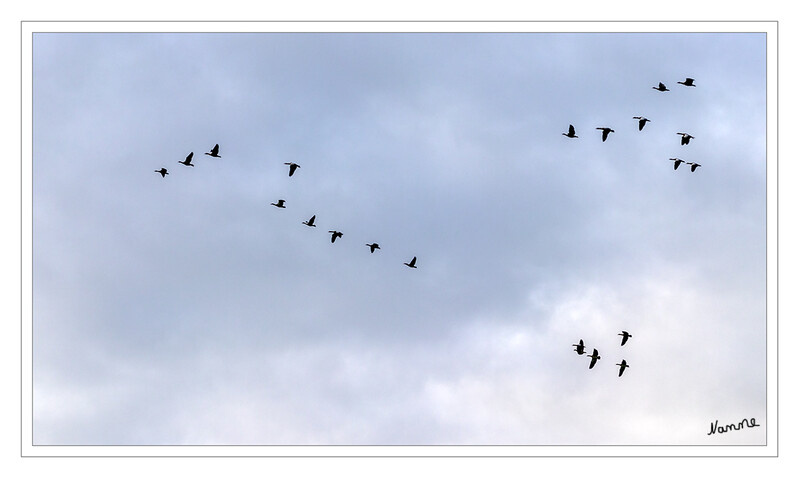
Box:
[653,82,669,92]
[669,158,685,170]
[154,167,169,177]
[205,144,221,158]
[587,348,601,369]
[618,330,632,346]
[178,152,195,167]
[616,359,630,377]
[366,243,380,253]
[562,124,578,138]
[302,215,317,227]
[572,339,586,355]
[633,116,651,131]
[687,162,702,172]
[271,199,286,208]
[284,162,301,177]
[677,77,696,87]
[328,230,343,243]
[677,132,694,145]
[596,127,615,142]
[404,256,417,268]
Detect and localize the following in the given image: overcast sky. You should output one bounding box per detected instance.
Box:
[31,31,767,446]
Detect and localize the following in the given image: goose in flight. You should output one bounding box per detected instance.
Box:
[616,359,630,377]
[178,152,195,167]
[669,158,685,170]
[562,124,578,138]
[328,230,343,243]
[687,162,702,172]
[677,132,694,145]
[271,199,286,208]
[302,215,317,227]
[596,127,615,142]
[633,116,651,131]
[205,144,221,158]
[653,82,669,92]
[154,167,169,177]
[366,243,380,253]
[677,77,696,87]
[618,330,632,346]
[404,256,417,268]
[587,348,601,369]
[284,162,301,177]
[572,339,586,355]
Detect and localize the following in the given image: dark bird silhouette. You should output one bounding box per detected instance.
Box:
[302,215,317,227]
[653,82,669,92]
[587,348,601,369]
[366,243,380,253]
[404,256,417,268]
[572,339,586,355]
[669,158,685,170]
[633,116,651,131]
[154,167,168,177]
[616,359,630,377]
[271,199,286,208]
[687,162,702,172]
[596,127,615,142]
[677,132,694,145]
[328,230,343,243]
[562,124,578,138]
[178,152,195,167]
[284,162,301,177]
[205,144,221,158]
[677,77,696,87]
[618,330,633,346]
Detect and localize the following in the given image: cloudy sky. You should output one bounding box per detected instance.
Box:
[30,30,767,446]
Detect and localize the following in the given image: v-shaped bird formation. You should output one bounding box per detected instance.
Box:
[562,77,703,174]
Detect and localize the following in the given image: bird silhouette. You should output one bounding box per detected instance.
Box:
[618,330,632,346]
[366,243,380,253]
[596,127,614,142]
[271,199,286,208]
[302,215,317,227]
[154,168,168,177]
[653,82,669,92]
[572,339,586,355]
[677,77,696,87]
[633,116,651,131]
[328,230,343,243]
[616,359,630,377]
[669,158,685,170]
[178,152,194,167]
[687,162,702,172]
[284,162,301,177]
[587,348,601,369]
[562,124,578,138]
[205,144,221,158]
[677,132,694,145]
[404,256,417,268]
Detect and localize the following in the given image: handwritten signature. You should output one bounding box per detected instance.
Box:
[708,417,760,435]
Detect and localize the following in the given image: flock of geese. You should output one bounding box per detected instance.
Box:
[561,78,702,173]
[565,77,701,377]
[154,145,420,269]
[155,76,702,380]
[573,331,632,377]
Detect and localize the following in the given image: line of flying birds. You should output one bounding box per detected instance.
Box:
[154,144,419,269]
[561,78,701,173]
[573,331,632,377]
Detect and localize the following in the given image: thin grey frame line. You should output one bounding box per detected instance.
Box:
[22,23,775,456]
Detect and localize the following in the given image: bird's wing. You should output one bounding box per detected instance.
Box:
[569,125,575,135]
[410,257,417,266]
